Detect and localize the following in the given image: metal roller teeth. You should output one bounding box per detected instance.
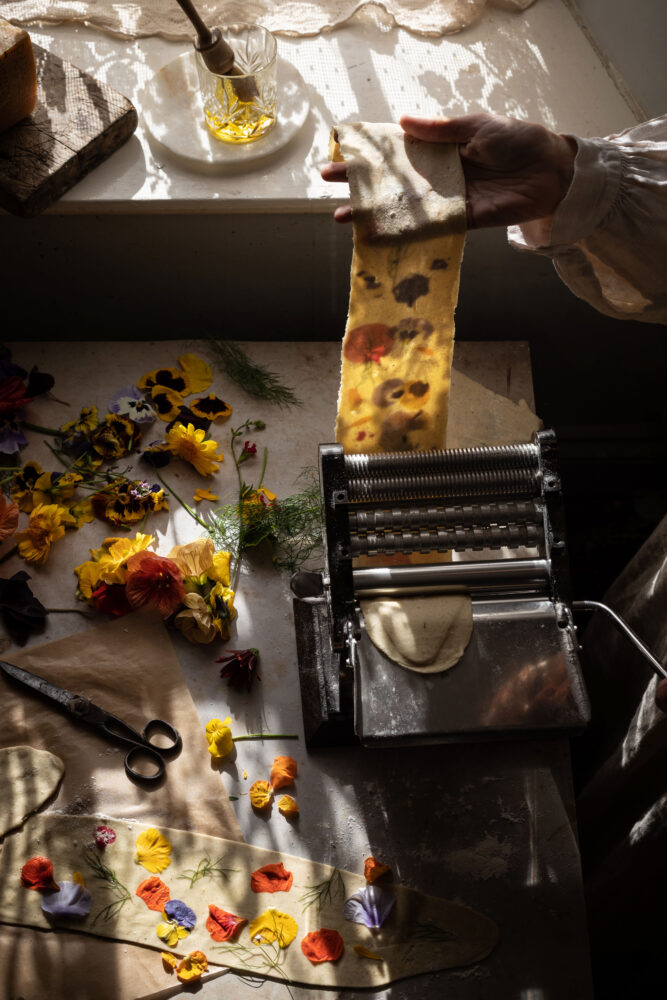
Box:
[344,442,540,476]
[348,467,539,502]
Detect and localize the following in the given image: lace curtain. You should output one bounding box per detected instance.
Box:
[3,0,537,40]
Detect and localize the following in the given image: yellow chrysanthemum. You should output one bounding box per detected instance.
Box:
[135,828,172,874]
[177,353,213,393]
[249,780,273,811]
[167,537,214,580]
[207,550,231,586]
[249,909,297,949]
[205,717,234,762]
[15,503,67,565]
[165,423,222,477]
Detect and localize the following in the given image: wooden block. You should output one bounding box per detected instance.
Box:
[0,43,137,217]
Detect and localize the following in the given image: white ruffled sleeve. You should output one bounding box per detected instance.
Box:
[508,116,667,324]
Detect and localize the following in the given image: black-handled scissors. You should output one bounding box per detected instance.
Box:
[0,660,182,784]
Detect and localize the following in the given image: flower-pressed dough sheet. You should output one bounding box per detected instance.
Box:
[0,746,64,838]
[333,121,473,671]
[0,813,498,988]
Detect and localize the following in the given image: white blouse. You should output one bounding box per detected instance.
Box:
[509,115,667,325]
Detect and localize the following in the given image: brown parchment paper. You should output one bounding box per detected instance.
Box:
[0,614,243,1000]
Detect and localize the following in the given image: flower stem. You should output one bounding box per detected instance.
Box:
[156,472,208,530]
[233,733,298,742]
[20,421,62,436]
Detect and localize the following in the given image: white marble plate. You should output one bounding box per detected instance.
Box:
[140,52,310,165]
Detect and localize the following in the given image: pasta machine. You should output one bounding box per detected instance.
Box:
[292,429,664,748]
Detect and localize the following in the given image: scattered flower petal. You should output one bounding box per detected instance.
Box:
[0,494,19,540]
[176,950,208,983]
[344,884,395,929]
[164,899,197,931]
[354,944,384,961]
[93,825,117,848]
[249,780,273,811]
[156,917,190,947]
[270,755,297,790]
[190,394,232,422]
[41,881,92,918]
[277,795,299,818]
[193,488,219,503]
[151,384,186,421]
[138,367,191,396]
[250,863,293,894]
[364,857,391,883]
[0,570,47,645]
[21,856,59,890]
[136,877,171,912]
[206,904,247,942]
[135,828,172,874]
[205,717,234,762]
[72,872,86,887]
[249,908,297,948]
[161,951,178,971]
[301,928,345,964]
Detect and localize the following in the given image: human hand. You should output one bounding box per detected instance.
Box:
[321,112,577,229]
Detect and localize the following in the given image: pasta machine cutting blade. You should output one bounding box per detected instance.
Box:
[291,429,662,748]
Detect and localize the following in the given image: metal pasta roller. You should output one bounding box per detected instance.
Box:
[292,429,664,748]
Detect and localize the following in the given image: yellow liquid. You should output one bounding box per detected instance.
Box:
[206,78,276,144]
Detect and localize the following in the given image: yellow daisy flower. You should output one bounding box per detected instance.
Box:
[15,503,67,565]
[165,423,222,477]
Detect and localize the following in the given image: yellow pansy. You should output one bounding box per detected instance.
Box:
[177,353,213,393]
[176,951,208,983]
[15,503,67,565]
[205,717,233,762]
[156,918,189,948]
[167,537,214,580]
[208,582,236,639]
[60,405,99,436]
[135,828,172,874]
[165,423,223,477]
[249,909,297,949]
[67,497,95,529]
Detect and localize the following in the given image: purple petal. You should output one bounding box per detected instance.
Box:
[41,882,92,918]
[164,898,197,930]
[344,884,395,929]
[0,421,27,454]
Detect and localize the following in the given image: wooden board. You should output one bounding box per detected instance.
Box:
[0,43,137,217]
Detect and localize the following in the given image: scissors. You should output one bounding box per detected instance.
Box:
[0,660,182,784]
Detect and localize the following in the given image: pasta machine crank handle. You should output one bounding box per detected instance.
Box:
[572,600,667,680]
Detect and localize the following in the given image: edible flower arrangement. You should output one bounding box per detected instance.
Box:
[17,818,407,986]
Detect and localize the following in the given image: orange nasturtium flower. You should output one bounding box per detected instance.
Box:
[20,856,59,890]
[176,950,208,983]
[136,876,171,912]
[270,755,297,790]
[277,795,299,818]
[301,928,345,964]
[124,551,186,618]
[249,780,273,811]
[206,904,247,942]
[364,857,391,883]
[250,863,293,894]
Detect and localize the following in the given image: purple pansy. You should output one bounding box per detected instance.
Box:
[164,898,197,930]
[343,884,395,929]
[41,881,92,918]
[109,386,157,425]
[0,421,28,454]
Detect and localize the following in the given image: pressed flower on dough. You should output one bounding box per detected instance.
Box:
[135,828,172,874]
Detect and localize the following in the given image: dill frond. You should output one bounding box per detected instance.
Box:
[298,868,345,913]
[83,846,132,925]
[208,340,301,408]
[177,854,238,888]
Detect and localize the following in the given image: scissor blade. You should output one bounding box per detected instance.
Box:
[0,660,77,709]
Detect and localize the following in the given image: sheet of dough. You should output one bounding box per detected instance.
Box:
[361,594,473,673]
[0,746,64,837]
[0,812,498,989]
[333,121,466,454]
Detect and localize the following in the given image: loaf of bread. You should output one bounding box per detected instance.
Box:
[0,19,37,132]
